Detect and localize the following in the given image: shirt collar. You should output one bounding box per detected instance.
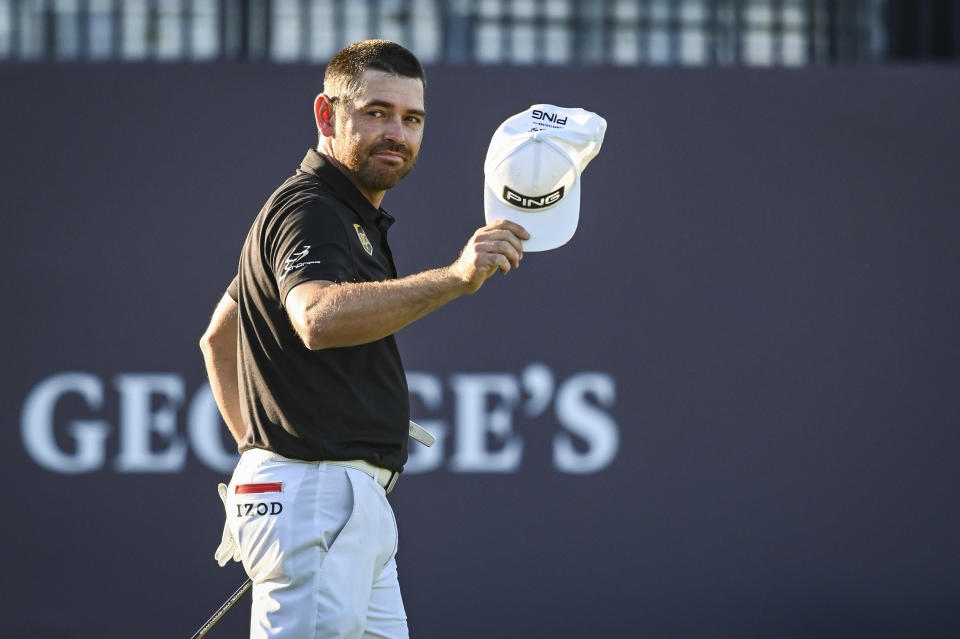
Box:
[298,149,394,230]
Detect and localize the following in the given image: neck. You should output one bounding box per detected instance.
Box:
[354,183,385,209]
[318,147,385,209]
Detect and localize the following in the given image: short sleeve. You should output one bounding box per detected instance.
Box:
[269,199,353,304]
[226,276,239,302]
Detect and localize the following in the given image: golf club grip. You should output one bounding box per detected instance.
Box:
[190,578,252,639]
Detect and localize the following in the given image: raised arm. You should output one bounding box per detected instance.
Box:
[285,219,529,350]
[199,291,246,446]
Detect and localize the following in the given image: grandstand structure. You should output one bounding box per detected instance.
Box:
[3,0,955,66]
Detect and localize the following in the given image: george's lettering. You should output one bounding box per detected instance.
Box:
[21,365,619,475]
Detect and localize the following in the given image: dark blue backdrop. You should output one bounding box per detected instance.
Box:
[2,64,959,638]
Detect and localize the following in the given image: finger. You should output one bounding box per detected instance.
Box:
[493,253,512,275]
[475,229,525,258]
[477,240,521,268]
[486,218,531,241]
[479,252,511,276]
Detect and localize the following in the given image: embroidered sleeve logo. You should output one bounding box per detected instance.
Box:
[279,245,324,282]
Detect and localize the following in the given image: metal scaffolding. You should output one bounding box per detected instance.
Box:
[0,0,939,66]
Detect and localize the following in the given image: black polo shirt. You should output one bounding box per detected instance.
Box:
[231,149,409,471]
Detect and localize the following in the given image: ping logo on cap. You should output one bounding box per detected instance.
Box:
[532,109,567,126]
[503,185,565,209]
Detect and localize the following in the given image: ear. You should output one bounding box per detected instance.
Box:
[314,94,336,137]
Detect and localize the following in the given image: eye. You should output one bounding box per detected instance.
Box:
[367,110,385,118]
[405,115,423,124]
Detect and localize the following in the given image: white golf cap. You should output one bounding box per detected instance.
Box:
[484,104,607,252]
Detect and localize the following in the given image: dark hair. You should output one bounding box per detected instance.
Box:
[323,39,425,102]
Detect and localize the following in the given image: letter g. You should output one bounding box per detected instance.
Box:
[21,372,110,473]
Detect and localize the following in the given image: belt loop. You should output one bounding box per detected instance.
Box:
[385,471,399,494]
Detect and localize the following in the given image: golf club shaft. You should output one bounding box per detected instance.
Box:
[191,578,252,639]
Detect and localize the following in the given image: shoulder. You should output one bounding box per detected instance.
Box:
[265,188,347,234]
[250,174,354,259]
[271,173,342,216]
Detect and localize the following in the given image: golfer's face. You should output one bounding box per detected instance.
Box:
[334,70,425,192]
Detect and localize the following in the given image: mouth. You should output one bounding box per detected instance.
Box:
[371,150,406,163]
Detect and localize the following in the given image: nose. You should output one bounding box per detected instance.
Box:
[383,114,407,145]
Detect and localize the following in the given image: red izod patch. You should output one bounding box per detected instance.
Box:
[235,482,283,494]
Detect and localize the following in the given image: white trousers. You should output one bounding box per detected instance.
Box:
[227,449,408,639]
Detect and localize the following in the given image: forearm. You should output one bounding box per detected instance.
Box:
[295,266,466,350]
[201,340,246,446]
[199,292,246,447]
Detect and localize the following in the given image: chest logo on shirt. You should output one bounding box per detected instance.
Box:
[354,224,374,256]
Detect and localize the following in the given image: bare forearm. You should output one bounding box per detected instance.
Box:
[297,266,465,349]
[201,341,246,446]
[287,219,530,350]
[199,293,246,447]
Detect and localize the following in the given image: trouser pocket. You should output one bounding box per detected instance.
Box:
[226,457,356,584]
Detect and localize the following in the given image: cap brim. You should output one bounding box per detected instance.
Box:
[483,178,580,252]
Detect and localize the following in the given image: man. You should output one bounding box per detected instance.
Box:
[199,39,528,639]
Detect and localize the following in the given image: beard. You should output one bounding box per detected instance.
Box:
[340,139,418,193]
